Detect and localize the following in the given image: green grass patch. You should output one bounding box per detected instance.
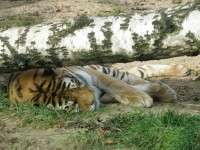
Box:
[0,86,199,149]
[11,104,108,129]
[103,111,200,150]
[0,13,43,29]
[64,132,107,150]
[0,85,9,111]
[112,6,122,16]
[0,101,108,129]
[97,6,122,17]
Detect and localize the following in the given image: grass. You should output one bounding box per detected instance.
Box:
[112,6,122,16]
[48,110,200,150]
[64,132,107,150]
[97,6,122,17]
[0,86,200,149]
[0,13,43,29]
[103,111,200,150]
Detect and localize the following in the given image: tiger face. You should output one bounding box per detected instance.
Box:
[7,68,96,112]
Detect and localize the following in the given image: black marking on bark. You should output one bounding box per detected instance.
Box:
[88,31,99,51]
[15,27,30,47]
[120,15,132,30]
[0,36,18,56]
[101,22,113,50]
[47,15,93,47]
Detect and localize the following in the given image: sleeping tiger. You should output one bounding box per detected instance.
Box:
[7,64,190,112]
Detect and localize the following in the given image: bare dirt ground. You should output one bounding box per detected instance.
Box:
[0,0,193,22]
[0,0,199,149]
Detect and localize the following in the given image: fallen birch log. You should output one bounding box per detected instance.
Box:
[0,1,200,73]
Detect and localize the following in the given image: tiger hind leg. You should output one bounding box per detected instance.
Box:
[126,64,191,79]
[133,81,177,102]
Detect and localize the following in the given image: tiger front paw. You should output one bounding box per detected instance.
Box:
[115,92,153,108]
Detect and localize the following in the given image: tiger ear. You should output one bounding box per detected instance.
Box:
[43,68,56,76]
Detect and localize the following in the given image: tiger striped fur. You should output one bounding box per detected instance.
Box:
[84,64,190,103]
[8,68,96,112]
[7,64,190,112]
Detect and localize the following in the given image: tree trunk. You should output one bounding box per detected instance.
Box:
[0,1,200,73]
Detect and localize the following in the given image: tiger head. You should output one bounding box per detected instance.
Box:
[59,68,98,112]
[8,68,98,113]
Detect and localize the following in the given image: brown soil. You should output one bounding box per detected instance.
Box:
[0,0,193,22]
[0,0,199,149]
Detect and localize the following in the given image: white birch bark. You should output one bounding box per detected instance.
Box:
[0,1,200,73]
